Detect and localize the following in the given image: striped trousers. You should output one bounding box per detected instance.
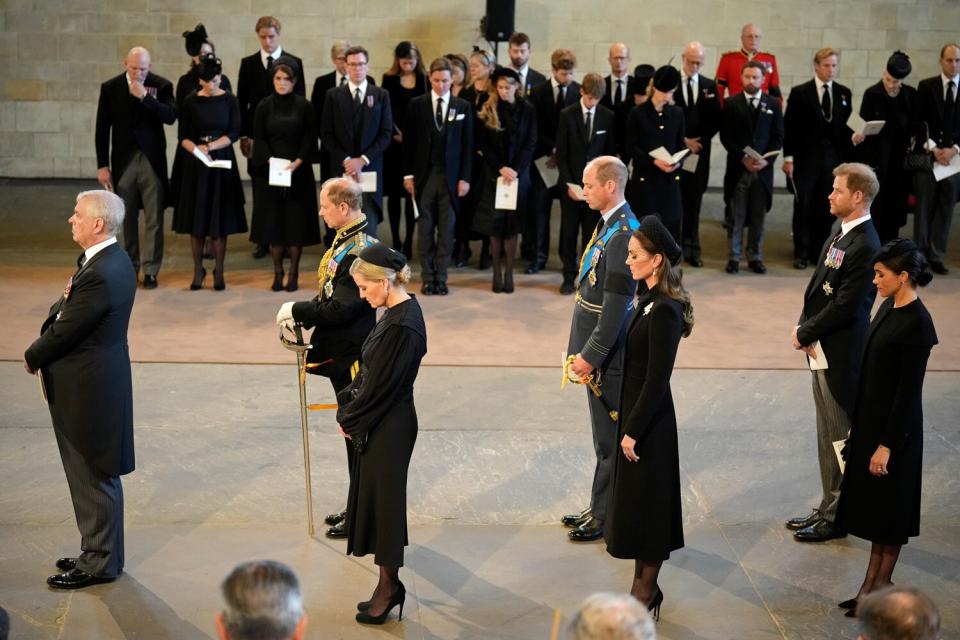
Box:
[812,370,851,524]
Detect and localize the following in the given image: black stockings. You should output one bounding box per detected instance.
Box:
[631,560,663,606]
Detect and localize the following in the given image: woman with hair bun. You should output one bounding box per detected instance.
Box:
[835,238,938,618]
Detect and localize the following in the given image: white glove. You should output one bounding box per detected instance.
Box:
[276,301,295,326]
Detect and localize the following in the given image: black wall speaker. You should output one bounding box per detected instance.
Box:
[485,0,516,42]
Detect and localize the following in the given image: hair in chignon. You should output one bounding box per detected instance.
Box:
[633,230,694,338]
[349,257,412,286]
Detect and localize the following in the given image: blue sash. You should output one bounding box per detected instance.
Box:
[578,217,640,283]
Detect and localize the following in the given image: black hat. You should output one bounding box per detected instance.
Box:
[182,24,208,57]
[197,54,222,82]
[886,50,911,80]
[652,65,681,93]
[633,63,655,84]
[359,243,407,272]
[638,215,682,266]
[273,55,300,75]
[490,66,521,84]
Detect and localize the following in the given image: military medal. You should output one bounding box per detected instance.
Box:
[822,281,834,296]
[367,95,374,108]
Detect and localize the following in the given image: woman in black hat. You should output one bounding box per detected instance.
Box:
[854,51,917,243]
[625,65,686,241]
[172,54,246,290]
[834,239,937,617]
[473,66,538,293]
[337,244,427,626]
[604,215,693,620]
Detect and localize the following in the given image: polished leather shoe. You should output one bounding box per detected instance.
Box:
[56,557,77,572]
[794,519,846,542]
[748,260,767,274]
[525,261,544,274]
[325,522,347,539]
[931,261,948,275]
[436,282,449,295]
[421,282,436,295]
[725,260,739,274]
[47,569,115,589]
[142,274,158,289]
[252,244,268,259]
[568,517,603,542]
[793,258,808,269]
[559,280,575,295]
[838,597,858,610]
[686,257,704,268]
[785,510,822,531]
[561,508,591,528]
[324,510,346,526]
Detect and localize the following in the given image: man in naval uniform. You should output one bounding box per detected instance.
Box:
[562,156,640,542]
[276,177,377,539]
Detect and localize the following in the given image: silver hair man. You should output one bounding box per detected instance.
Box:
[216,560,307,640]
[76,190,126,237]
[567,592,656,640]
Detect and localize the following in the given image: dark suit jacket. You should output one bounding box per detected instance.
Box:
[403,93,474,200]
[521,67,547,96]
[915,75,960,149]
[237,50,306,139]
[95,72,176,192]
[674,75,721,190]
[528,80,581,159]
[720,91,784,208]
[601,74,636,157]
[626,101,686,221]
[25,243,137,476]
[783,79,854,192]
[478,99,537,175]
[556,102,616,186]
[797,219,881,415]
[320,83,393,206]
[310,72,376,171]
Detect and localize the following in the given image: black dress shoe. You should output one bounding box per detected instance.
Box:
[561,508,591,528]
[725,260,739,274]
[785,510,822,531]
[252,244,268,259]
[748,260,767,274]
[686,257,704,268]
[421,282,436,295]
[931,262,948,275]
[525,262,543,274]
[844,608,857,618]
[838,597,858,610]
[568,517,603,542]
[324,510,346,526]
[559,280,575,295]
[794,519,846,542]
[325,522,347,539]
[56,557,77,572]
[142,274,158,289]
[794,258,808,269]
[436,282,449,295]
[47,569,115,589]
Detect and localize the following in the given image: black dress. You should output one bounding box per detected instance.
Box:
[172,92,247,237]
[836,297,937,545]
[459,84,493,242]
[337,297,427,567]
[381,73,427,198]
[625,101,686,240]
[605,290,685,561]
[249,92,321,247]
[473,99,537,237]
[170,69,232,205]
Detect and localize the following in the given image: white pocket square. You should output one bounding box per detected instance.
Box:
[595,130,606,135]
[455,113,465,121]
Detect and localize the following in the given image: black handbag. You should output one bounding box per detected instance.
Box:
[903,122,933,172]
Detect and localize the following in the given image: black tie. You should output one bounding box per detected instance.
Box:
[749,96,757,109]
[435,97,444,130]
[354,88,361,107]
[686,77,694,106]
[821,84,832,121]
[266,55,274,70]
[615,79,623,105]
[585,110,593,142]
[339,75,347,86]
[73,253,86,280]
[556,85,565,110]
[946,80,956,145]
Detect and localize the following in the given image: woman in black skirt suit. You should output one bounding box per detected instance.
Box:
[604,215,693,620]
[250,59,321,292]
[473,67,537,293]
[381,41,427,258]
[625,66,686,241]
[835,239,937,617]
[173,55,246,291]
[337,244,427,626]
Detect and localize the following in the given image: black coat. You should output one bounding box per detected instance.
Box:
[24,243,137,476]
[601,75,636,157]
[783,79,854,193]
[796,218,881,416]
[236,50,306,139]
[720,91,784,209]
[674,75,721,192]
[381,73,428,195]
[309,71,376,175]
[556,102,617,186]
[836,298,937,545]
[403,93,474,200]
[95,72,177,197]
[528,79,581,159]
[626,101,686,223]
[915,75,960,150]
[604,290,685,561]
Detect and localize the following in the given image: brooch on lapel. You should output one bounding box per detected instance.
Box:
[824,246,845,269]
[643,301,654,316]
[145,86,157,98]
[367,95,374,108]
[822,281,834,296]
[447,107,457,122]
[62,279,73,301]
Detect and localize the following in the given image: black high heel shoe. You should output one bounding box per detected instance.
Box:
[271,270,284,292]
[357,600,371,612]
[213,269,225,291]
[285,271,298,292]
[838,597,858,610]
[355,581,405,625]
[647,588,663,621]
[190,267,206,290]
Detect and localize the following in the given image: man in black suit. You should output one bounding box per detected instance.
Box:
[237,16,306,258]
[95,46,175,290]
[788,163,881,542]
[507,32,547,96]
[912,43,960,275]
[601,43,636,159]
[320,45,393,233]
[783,47,855,269]
[676,42,722,267]
[525,49,581,272]
[556,73,617,294]
[25,190,137,589]
[720,60,783,274]
[403,57,473,295]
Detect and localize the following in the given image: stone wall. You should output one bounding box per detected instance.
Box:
[1,0,957,180]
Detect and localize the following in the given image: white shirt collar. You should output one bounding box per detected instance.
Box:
[512,63,529,77]
[347,78,368,98]
[601,200,627,223]
[431,90,451,120]
[942,72,960,89]
[611,71,629,82]
[841,213,872,236]
[580,98,595,115]
[336,71,347,86]
[746,89,763,102]
[815,77,832,93]
[681,72,699,83]
[84,236,117,262]
[261,47,282,67]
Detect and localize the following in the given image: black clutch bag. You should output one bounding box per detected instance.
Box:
[903,123,932,172]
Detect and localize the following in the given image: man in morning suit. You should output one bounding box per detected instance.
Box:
[720,60,783,274]
[715,23,782,106]
[276,178,376,539]
[507,32,547,97]
[403,57,473,295]
[601,43,636,159]
[676,41,722,267]
[912,44,960,275]
[788,163,881,542]
[320,46,393,232]
[563,156,640,542]
[525,49,581,273]
[95,47,175,290]
[237,16,306,258]
[556,73,617,295]
[783,47,855,269]
[25,190,137,589]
